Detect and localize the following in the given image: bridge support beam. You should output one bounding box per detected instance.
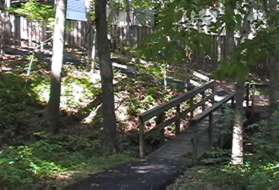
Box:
[208,112,213,147]
[192,124,198,165]
[175,105,181,135]
[139,119,145,158]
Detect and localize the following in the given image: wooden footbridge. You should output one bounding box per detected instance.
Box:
[67,80,268,190]
[138,79,265,161]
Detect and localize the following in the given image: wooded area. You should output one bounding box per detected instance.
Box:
[0,0,278,189]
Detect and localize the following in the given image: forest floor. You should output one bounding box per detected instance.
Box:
[0,47,193,189]
[0,47,271,189]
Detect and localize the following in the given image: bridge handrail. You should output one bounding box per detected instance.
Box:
[138,80,215,158]
[191,93,236,125]
[139,80,215,122]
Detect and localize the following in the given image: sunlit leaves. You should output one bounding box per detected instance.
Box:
[9,0,54,21]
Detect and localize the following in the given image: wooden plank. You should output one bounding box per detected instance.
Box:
[140,81,214,122]
[193,71,210,82]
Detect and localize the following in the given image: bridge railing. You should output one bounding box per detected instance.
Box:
[138,81,215,158]
[190,93,235,164]
[245,82,269,108]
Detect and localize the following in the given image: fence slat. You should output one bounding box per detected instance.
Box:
[1,11,153,50]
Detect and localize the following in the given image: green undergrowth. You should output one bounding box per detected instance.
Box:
[0,53,184,189]
[0,134,135,189]
[169,113,279,190]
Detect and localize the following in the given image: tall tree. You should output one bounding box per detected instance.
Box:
[0,12,4,56]
[228,0,243,166]
[220,0,253,165]
[267,0,279,116]
[95,0,118,152]
[4,0,10,9]
[47,0,66,133]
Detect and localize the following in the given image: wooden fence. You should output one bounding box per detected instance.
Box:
[1,11,233,66]
[0,11,153,50]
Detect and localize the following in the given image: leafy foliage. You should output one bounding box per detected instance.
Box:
[0,136,134,189]
[170,114,279,190]
[9,0,54,21]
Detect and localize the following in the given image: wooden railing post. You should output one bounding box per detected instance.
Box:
[139,118,145,158]
[201,91,206,111]
[175,105,181,135]
[155,113,165,125]
[192,122,198,165]
[211,83,215,104]
[251,84,255,109]
[190,98,194,119]
[246,83,250,107]
[231,96,235,108]
[208,112,213,147]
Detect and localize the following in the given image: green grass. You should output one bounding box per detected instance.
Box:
[0,135,135,189]
[169,114,279,190]
[0,54,182,189]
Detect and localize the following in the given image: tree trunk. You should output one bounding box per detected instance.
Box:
[47,0,66,133]
[269,58,279,115]
[4,0,10,9]
[231,81,245,165]
[224,0,235,58]
[40,22,46,52]
[268,0,279,116]
[125,0,131,46]
[230,0,253,165]
[85,0,95,68]
[0,12,4,56]
[95,0,118,153]
[90,28,97,73]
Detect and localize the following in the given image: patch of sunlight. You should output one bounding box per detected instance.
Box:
[0,139,135,189]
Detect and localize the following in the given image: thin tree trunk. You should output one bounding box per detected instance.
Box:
[268,0,279,116]
[47,0,66,133]
[0,12,4,56]
[269,58,279,114]
[95,0,118,153]
[231,81,245,165]
[224,0,235,58]
[91,28,97,72]
[40,22,46,52]
[85,0,94,68]
[125,0,131,46]
[226,0,252,165]
[4,0,10,9]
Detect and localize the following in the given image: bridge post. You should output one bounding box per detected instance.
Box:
[201,92,206,111]
[189,98,194,119]
[211,84,215,104]
[208,112,213,147]
[175,105,181,135]
[246,83,250,107]
[139,118,145,158]
[192,123,198,165]
[231,96,235,108]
